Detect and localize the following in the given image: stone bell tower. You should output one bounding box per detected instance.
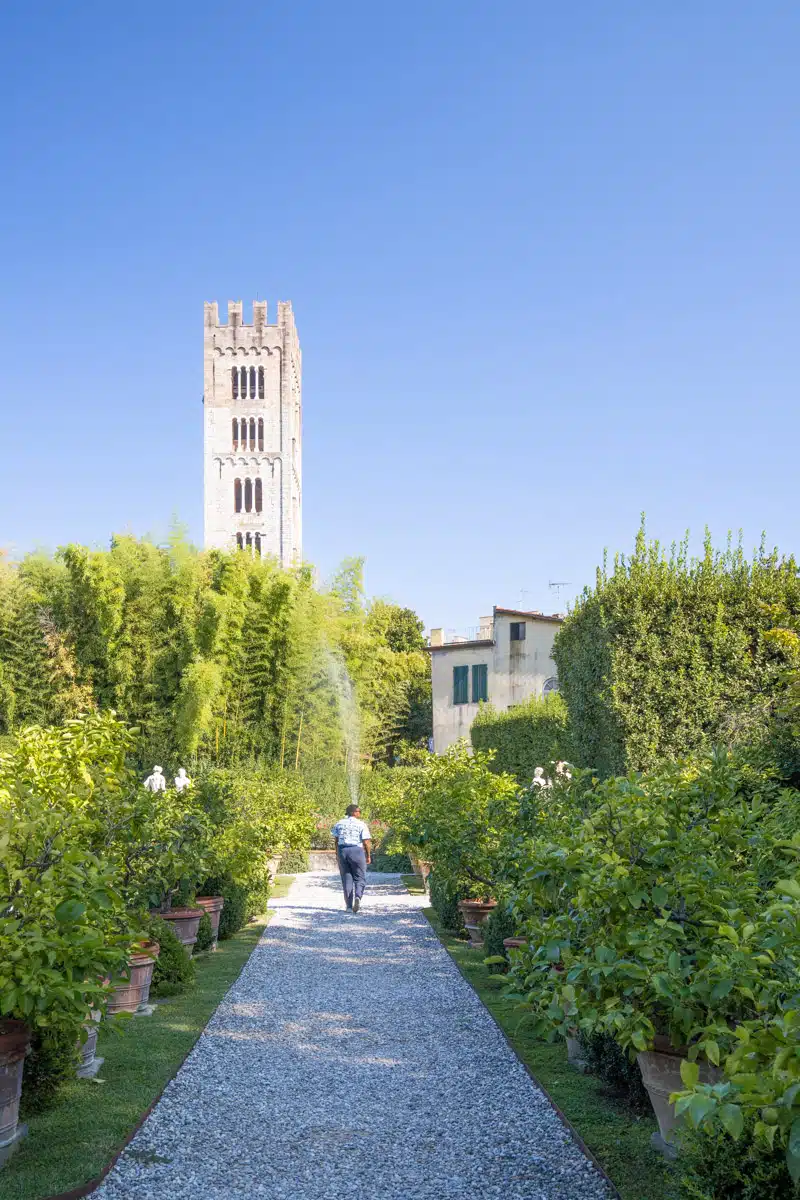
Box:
[203,300,302,565]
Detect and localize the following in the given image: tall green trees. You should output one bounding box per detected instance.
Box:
[0,537,431,772]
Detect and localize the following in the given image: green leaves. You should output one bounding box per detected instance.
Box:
[776,878,800,901]
[787,1119,800,1183]
[701,1039,720,1067]
[718,1103,744,1139]
[680,1059,700,1088]
[53,899,86,923]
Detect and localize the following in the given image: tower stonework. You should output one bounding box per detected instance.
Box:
[203,300,302,565]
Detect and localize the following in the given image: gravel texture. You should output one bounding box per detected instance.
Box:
[94,873,613,1199]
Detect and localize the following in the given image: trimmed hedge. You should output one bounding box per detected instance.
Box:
[195,912,215,953]
[21,1027,79,1115]
[676,1118,799,1198]
[482,902,517,961]
[369,852,412,873]
[554,525,800,777]
[148,915,195,996]
[429,872,465,936]
[471,693,571,782]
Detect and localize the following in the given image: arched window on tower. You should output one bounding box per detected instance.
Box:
[234,478,242,513]
[258,366,264,399]
[239,366,247,398]
[258,417,264,451]
[244,478,253,512]
[254,533,262,557]
[255,478,263,512]
[232,418,238,450]
[249,418,256,450]
[249,366,256,399]
[231,367,238,400]
[236,533,243,550]
[246,532,252,550]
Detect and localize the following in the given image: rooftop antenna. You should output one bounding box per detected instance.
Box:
[518,588,533,610]
[548,580,572,604]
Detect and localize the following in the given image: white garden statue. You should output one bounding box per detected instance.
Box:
[531,766,551,789]
[174,767,192,793]
[143,765,166,793]
[555,760,573,780]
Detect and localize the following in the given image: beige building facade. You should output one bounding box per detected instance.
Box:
[203,300,302,565]
[427,607,562,753]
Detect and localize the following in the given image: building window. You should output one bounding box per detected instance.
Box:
[510,621,526,642]
[258,417,264,451]
[249,417,256,450]
[249,366,256,399]
[231,367,239,400]
[254,477,262,512]
[543,676,559,696]
[453,665,469,705]
[235,533,243,550]
[472,663,488,703]
[232,418,238,450]
[239,366,247,398]
[258,366,264,399]
[244,478,253,512]
[254,532,262,557]
[246,532,252,549]
[234,478,242,513]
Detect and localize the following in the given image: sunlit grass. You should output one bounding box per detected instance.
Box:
[1,879,294,1200]
[400,873,426,895]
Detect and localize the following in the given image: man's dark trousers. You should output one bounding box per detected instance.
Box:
[338,845,367,908]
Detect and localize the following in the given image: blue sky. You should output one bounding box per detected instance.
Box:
[1,3,797,630]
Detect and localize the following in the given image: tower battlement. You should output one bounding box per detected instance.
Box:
[204,300,296,329]
[203,297,302,566]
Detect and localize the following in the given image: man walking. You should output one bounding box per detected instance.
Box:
[331,803,372,913]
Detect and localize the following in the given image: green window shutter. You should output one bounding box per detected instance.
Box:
[453,665,469,704]
[472,663,488,703]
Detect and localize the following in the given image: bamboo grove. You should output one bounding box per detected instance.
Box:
[0,533,431,772]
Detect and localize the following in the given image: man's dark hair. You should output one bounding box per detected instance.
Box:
[345,803,360,817]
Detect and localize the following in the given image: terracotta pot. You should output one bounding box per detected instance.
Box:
[637,1048,722,1155]
[108,942,161,1014]
[502,937,528,951]
[458,899,497,946]
[0,1020,31,1152]
[158,908,203,954]
[196,896,225,949]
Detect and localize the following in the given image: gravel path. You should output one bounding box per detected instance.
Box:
[94,872,613,1200]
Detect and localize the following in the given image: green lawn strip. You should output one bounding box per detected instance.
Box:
[269,873,295,901]
[1,878,295,1200]
[400,873,426,895]
[422,908,674,1200]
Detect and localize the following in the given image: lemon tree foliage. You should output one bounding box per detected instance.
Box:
[395,735,800,1185]
[554,524,800,778]
[0,717,138,1034]
[383,743,519,899]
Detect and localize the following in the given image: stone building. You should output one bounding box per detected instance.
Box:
[203,300,302,565]
[426,607,562,753]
